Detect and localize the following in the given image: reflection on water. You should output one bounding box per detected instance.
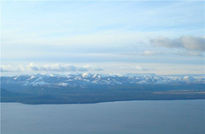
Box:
[1,100,205,134]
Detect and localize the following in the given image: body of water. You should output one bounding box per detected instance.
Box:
[1,100,205,134]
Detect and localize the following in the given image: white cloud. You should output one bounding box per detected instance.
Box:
[0,63,103,73]
[135,65,149,71]
[142,50,157,56]
[135,65,143,71]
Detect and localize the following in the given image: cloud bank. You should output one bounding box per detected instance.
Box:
[0,63,103,73]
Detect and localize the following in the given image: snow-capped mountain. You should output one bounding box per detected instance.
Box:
[1,73,205,104]
[1,73,204,88]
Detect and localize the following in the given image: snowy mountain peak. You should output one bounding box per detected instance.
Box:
[1,73,204,88]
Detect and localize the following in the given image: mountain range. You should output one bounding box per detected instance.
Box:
[1,73,205,104]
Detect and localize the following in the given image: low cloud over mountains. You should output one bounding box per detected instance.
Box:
[0,63,103,73]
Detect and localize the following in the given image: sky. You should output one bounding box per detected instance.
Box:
[0,0,205,75]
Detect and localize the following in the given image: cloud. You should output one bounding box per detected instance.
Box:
[150,36,205,52]
[0,65,19,72]
[142,50,158,56]
[135,65,149,71]
[0,63,103,73]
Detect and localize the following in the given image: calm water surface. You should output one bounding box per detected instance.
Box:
[1,100,205,134]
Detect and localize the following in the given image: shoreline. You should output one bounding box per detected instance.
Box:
[1,98,205,105]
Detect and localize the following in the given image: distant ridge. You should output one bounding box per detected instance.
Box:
[1,73,205,104]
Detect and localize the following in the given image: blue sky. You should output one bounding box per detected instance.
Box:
[1,0,204,75]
